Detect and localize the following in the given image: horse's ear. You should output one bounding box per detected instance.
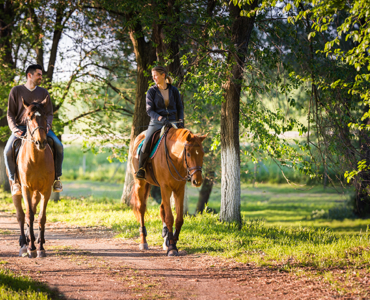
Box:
[22,97,30,109]
[198,133,208,142]
[186,133,193,141]
[41,95,49,107]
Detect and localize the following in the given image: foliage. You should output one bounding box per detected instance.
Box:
[3,0,370,216]
[233,0,370,214]
[287,0,370,214]
[0,0,136,154]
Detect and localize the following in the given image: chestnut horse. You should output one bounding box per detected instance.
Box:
[131,127,207,256]
[10,97,55,258]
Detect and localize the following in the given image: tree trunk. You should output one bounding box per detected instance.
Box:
[0,1,15,192]
[219,2,257,224]
[121,23,156,205]
[151,185,161,204]
[196,171,214,214]
[353,104,370,215]
[0,110,10,191]
[121,137,135,205]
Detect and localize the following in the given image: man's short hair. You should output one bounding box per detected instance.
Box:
[26,64,43,78]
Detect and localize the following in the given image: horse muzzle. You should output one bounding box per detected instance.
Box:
[191,173,203,187]
[35,140,47,150]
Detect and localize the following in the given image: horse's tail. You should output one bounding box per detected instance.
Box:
[130,180,150,222]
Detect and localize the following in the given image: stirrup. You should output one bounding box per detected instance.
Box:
[136,168,146,179]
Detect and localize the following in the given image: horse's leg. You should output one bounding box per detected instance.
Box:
[36,191,50,258]
[22,186,37,258]
[173,185,185,244]
[159,202,169,250]
[161,186,177,256]
[131,179,150,250]
[11,192,27,256]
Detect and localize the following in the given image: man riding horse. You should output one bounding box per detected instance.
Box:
[135,66,184,179]
[4,64,63,196]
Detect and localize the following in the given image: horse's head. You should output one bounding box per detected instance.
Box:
[184,133,208,187]
[22,96,49,151]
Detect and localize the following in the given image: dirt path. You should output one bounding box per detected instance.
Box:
[0,212,346,299]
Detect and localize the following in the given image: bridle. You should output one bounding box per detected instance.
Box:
[20,116,47,144]
[164,131,203,182]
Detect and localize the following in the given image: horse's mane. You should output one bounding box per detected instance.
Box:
[168,128,193,143]
[20,102,46,123]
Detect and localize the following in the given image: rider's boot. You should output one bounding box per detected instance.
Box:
[53,177,63,192]
[136,150,150,180]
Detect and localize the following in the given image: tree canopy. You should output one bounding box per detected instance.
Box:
[1,0,370,219]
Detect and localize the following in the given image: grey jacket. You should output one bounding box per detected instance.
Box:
[146,85,184,122]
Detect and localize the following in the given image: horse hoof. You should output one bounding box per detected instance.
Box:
[139,243,148,250]
[27,249,37,258]
[167,249,178,256]
[37,250,46,258]
[19,245,28,257]
[162,241,168,251]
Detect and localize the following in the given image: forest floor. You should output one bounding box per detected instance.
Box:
[0,212,365,300]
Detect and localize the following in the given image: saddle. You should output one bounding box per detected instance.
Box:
[136,129,169,186]
[137,129,164,159]
[13,136,56,165]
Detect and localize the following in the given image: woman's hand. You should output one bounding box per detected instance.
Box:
[158,116,163,121]
[15,130,23,137]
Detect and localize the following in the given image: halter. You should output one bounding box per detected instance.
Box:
[164,131,203,182]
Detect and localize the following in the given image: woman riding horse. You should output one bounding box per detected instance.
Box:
[131,66,207,256]
[136,66,184,179]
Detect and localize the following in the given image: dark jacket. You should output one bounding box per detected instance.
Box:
[146,85,184,122]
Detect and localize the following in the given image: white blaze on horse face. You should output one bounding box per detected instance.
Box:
[196,150,199,155]
[35,111,41,117]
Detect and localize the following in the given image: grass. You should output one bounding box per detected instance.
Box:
[60,181,365,235]
[0,268,58,300]
[187,183,369,234]
[1,183,369,271]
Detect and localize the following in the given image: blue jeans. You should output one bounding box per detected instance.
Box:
[4,126,64,181]
[141,121,164,153]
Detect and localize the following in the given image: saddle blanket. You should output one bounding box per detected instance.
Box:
[14,137,55,164]
[137,133,165,159]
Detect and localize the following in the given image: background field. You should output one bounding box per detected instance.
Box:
[60,180,368,235]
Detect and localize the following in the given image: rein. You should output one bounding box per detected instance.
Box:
[164,129,202,182]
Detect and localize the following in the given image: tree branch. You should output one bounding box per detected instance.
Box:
[61,105,133,126]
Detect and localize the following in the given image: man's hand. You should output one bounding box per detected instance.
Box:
[158,116,163,121]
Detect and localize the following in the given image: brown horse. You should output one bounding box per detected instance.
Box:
[131,127,207,256]
[10,97,55,258]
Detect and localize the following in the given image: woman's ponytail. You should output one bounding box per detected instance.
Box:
[165,76,173,84]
